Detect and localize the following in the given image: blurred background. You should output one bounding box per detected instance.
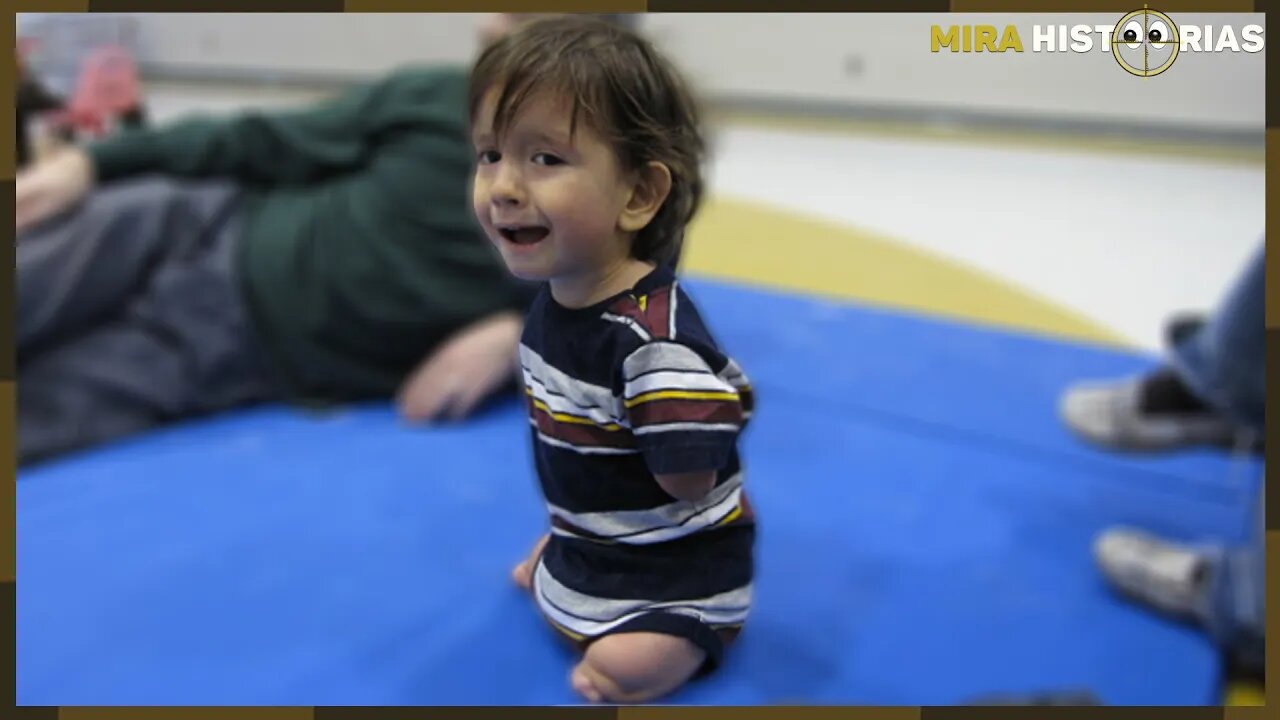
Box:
[17,12,1264,351]
[15,12,1266,708]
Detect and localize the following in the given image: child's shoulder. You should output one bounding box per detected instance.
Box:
[523,269,730,381]
[600,267,717,350]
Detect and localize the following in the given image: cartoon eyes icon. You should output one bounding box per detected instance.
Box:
[1120,15,1173,48]
[1122,19,1143,48]
[1113,9,1180,77]
[1148,19,1172,47]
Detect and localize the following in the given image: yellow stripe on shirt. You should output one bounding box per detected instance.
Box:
[624,390,741,409]
[526,388,623,431]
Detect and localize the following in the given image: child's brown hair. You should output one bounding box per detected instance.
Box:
[468,15,705,268]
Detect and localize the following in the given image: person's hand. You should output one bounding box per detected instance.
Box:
[16,146,95,233]
[396,310,524,423]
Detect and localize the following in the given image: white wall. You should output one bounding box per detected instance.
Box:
[126,13,485,78]
[646,13,1264,132]
[22,13,1265,132]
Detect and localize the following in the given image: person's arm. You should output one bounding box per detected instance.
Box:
[654,470,718,502]
[16,67,468,233]
[621,341,746,502]
[15,147,95,231]
[88,67,466,184]
[396,310,525,423]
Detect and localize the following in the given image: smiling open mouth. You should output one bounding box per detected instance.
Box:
[499,227,550,245]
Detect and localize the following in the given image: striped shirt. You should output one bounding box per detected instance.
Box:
[520,264,755,635]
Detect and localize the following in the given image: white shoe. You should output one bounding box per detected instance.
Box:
[1093,528,1212,622]
[1060,376,1243,451]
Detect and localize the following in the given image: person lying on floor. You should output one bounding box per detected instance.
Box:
[13,14,629,466]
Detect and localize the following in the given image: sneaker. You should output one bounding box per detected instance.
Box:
[1059,370,1245,451]
[1093,528,1211,622]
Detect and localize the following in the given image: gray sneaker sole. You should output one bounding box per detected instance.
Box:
[1059,379,1240,452]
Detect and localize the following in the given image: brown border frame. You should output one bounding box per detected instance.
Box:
[4,2,1270,718]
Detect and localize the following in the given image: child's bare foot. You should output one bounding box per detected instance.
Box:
[570,631,706,704]
[511,533,549,591]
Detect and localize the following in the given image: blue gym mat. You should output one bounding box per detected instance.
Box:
[18,277,1262,706]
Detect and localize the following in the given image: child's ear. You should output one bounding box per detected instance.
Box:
[618,161,673,234]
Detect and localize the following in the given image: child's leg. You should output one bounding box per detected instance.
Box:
[511,533,549,590]
[570,632,706,704]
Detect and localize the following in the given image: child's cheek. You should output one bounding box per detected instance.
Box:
[470,184,489,227]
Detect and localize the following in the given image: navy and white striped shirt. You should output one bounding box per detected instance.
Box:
[520,264,755,620]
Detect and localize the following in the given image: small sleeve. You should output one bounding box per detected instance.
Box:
[621,340,745,475]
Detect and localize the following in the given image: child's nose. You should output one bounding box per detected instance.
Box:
[490,165,525,205]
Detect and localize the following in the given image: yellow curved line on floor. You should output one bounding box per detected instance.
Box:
[683,197,1131,349]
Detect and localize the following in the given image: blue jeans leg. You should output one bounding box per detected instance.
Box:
[1167,245,1265,669]
[1198,480,1265,673]
[1168,244,1264,431]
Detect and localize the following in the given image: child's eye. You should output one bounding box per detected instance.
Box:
[477,149,501,164]
[532,153,565,166]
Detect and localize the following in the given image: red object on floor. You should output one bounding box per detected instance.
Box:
[47,45,143,137]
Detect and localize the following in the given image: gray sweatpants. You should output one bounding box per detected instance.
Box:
[17,176,279,465]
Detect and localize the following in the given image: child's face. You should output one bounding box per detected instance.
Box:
[471,88,637,286]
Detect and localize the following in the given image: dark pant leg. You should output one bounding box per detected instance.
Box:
[17,176,242,359]
[1199,478,1265,673]
[17,178,277,466]
[1169,243,1264,430]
